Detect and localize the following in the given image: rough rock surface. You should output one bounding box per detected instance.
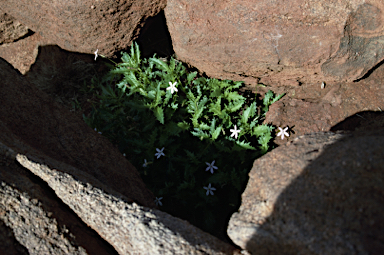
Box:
[0,57,155,208]
[263,62,384,145]
[228,130,384,254]
[165,0,384,85]
[9,149,239,255]
[0,12,30,44]
[0,0,167,57]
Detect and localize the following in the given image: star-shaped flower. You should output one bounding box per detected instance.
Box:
[277,127,289,140]
[203,183,216,196]
[166,82,178,94]
[143,159,148,167]
[230,125,241,139]
[205,160,218,174]
[94,49,98,61]
[155,147,165,159]
[154,197,163,206]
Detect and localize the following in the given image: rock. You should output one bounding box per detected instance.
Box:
[10,149,239,255]
[0,12,30,44]
[264,63,384,143]
[0,0,167,57]
[165,0,384,86]
[0,142,118,255]
[0,57,155,208]
[227,130,384,254]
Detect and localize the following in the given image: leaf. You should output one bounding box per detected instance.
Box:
[191,128,209,140]
[150,58,170,73]
[235,140,256,150]
[252,124,272,137]
[187,72,197,84]
[211,126,222,141]
[271,92,285,104]
[241,102,257,124]
[177,121,190,131]
[153,107,164,124]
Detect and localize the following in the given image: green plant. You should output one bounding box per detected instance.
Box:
[84,43,284,239]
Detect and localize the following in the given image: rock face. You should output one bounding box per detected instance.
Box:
[228,130,384,254]
[165,0,384,85]
[0,0,167,57]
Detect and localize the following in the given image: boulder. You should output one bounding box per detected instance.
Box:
[0,0,167,57]
[0,57,155,208]
[0,138,239,254]
[165,0,384,86]
[227,129,384,254]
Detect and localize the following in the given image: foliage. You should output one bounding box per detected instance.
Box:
[84,42,284,239]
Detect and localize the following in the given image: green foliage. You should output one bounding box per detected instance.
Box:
[84,42,284,239]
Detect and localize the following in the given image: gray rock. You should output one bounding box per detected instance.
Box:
[228,130,384,254]
[12,151,239,255]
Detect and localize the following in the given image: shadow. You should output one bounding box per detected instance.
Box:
[239,111,384,254]
[330,111,384,132]
[135,10,174,58]
[0,41,236,252]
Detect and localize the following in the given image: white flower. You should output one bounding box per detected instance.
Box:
[277,127,289,140]
[94,127,102,134]
[166,82,178,94]
[94,49,98,61]
[203,183,216,196]
[155,147,165,159]
[143,159,148,167]
[123,153,126,157]
[230,125,241,139]
[154,197,163,206]
[205,160,218,174]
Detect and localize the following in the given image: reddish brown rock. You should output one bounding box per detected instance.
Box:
[0,0,167,57]
[228,129,384,254]
[165,0,384,86]
[263,63,384,144]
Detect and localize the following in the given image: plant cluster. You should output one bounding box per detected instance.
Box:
[84,43,284,239]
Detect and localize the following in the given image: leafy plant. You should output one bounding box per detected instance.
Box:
[84,43,284,240]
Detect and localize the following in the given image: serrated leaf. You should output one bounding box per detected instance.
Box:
[150,57,170,73]
[177,121,190,130]
[241,102,257,124]
[191,128,209,140]
[153,107,164,124]
[211,126,222,140]
[187,72,197,84]
[235,140,256,150]
[252,124,272,136]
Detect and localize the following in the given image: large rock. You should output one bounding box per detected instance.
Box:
[0,0,167,57]
[0,57,155,208]
[227,129,384,254]
[165,0,384,86]
[0,139,239,254]
[6,147,239,255]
